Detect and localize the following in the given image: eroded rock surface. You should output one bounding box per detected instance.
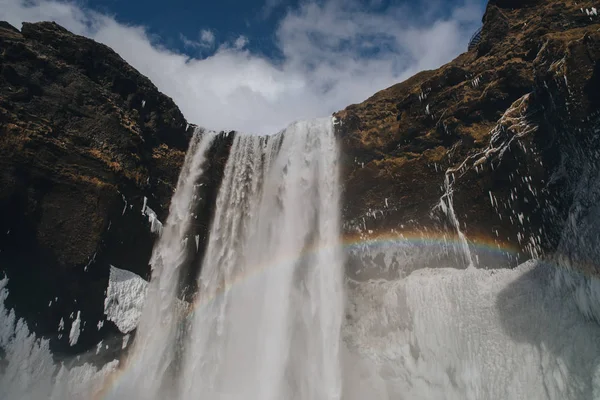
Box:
[0,21,195,352]
[335,0,600,272]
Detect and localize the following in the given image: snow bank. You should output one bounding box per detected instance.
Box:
[104,266,148,333]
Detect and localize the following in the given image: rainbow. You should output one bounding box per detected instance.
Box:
[94,230,524,398]
[95,227,600,399]
[180,230,522,315]
[339,230,520,256]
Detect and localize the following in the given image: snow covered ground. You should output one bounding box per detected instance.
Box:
[342,260,600,400]
[3,258,600,399]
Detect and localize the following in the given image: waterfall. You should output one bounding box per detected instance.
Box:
[108,117,344,400]
[438,172,474,268]
[4,116,600,400]
[179,118,344,400]
[107,128,217,399]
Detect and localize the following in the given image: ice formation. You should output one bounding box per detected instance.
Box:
[0,278,119,399]
[142,197,163,234]
[104,265,148,333]
[342,260,600,400]
[68,311,81,346]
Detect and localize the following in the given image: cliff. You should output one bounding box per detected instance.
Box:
[0,21,200,352]
[335,0,600,272]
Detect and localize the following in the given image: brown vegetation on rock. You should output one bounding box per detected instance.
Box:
[335,0,600,270]
[0,21,194,352]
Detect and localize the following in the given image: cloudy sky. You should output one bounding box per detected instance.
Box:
[0,0,487,134]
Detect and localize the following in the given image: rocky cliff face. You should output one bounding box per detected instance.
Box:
[335,0,600,272]
[0,21,203,352]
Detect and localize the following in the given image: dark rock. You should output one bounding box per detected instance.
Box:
[0,21,193,353]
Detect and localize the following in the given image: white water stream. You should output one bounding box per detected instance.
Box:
[1,118,600,399]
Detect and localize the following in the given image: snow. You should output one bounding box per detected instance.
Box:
[104,265,148,333]
[83,252,96,272]
[142,196,164,234]
[121,194,128,215]
[342,260,600,399]
[68,311,81,346]
[145,205,163,234]
[122,334,130,349]
[0,277,119,399]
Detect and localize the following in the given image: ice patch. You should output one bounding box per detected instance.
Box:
[68,311,81,346]
[343,261,600,399]
[121,194,128,215]
[142,197,164,234]
[104,265,148,333]
[122,334,130,349]
[0,277,119,399]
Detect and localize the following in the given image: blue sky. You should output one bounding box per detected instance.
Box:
[83,0,485,60]
[1,0,487,133]
[85,0,303,60]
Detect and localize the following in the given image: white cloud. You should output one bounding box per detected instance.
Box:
[180,28,215,49]
[0,0,484,134]
[233,35,249,50]
[200,29,215,46]
[180,33,199,49]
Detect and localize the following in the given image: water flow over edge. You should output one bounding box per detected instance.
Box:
[4,117,600,400]
[179,118,345,400]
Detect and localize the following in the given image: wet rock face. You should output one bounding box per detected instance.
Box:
[335,0,600,271]
[0,21,193,353]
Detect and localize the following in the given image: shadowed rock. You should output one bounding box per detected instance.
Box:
[0,21,195,353]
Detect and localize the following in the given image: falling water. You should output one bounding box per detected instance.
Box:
[438,172,474,268]
[3,117,600,400]
[107,128,217,399]
[110,118,345,400]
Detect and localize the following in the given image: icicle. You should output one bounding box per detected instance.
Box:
[69,311,81,346]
